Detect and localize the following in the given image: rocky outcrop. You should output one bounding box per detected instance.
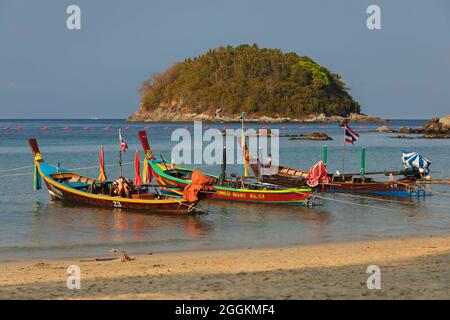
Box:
[376,125,394,133]
[128,108,385,123]
[288,132,333,141]
[389,115,450,139]
[439,115,450,130]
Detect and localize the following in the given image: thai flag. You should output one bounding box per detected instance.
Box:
[118,128,128,152]
[343,124,360,144]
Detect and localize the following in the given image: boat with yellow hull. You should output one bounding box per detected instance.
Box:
[28,139,199,214]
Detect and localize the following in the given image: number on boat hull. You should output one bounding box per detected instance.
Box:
[113,201,122,208]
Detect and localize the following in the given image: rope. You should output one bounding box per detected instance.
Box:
[1,162,134,178]
[313,194,422,215]
[0,165,35,173]
[428,190,450,196]
[328,191,450,210]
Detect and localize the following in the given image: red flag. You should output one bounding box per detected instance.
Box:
[98,146,107,181]
[134,150,142,187]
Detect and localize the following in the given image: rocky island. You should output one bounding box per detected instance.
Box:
[379,115,450,139]
[128,44,383,123]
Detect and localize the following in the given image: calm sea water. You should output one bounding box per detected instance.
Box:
[0,119,449,261]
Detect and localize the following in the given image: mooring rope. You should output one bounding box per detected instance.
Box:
[0,165,35,173]
[328,191,450,209]
[313,193,422,215]
[1,162,134,178]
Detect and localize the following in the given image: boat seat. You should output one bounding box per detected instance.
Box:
[69,176,81,183]
[80,176,89,183]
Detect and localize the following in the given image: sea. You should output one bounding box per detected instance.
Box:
[0,119,449,261]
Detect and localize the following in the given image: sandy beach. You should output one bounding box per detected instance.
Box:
[0,236,449,300]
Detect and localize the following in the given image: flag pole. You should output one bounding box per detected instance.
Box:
[342,124,346,174]
[119,150,123,177]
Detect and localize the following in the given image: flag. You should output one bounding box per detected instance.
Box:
[118,128,128,152]
[134,150,142,187]
[343,124,360,144]
[98,145,107,181]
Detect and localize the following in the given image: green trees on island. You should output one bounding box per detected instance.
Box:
[139,44,360,118]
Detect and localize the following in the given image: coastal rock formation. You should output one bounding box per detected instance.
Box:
[439,115,450,130]
[376,125,393,133]
[129,44,363,122]
[390,115,450,139]
[288,132,332,141]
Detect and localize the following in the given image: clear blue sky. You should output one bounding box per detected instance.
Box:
[1,0,449,119]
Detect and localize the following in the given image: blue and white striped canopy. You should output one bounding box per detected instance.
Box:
[402,151,431,172]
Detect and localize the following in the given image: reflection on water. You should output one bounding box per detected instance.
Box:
[0,119,449,261]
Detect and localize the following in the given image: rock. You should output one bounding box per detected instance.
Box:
[420,134,450,139]
[439,115,450,130]
[391,135,414,139]
[419,118,443,133]
[376,125,393,133]
[288,132,332,141]
[398,127,413,134]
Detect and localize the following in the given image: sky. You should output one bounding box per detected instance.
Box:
[0,0,449,119]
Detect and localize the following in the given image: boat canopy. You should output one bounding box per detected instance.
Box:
[402,151,431,173]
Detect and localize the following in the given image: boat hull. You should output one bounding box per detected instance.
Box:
[37,163,194,214]
[152,163,312,205]
[320,182,417,197]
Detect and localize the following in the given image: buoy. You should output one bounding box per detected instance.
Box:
[3,126,11,131]
[83,126,91,131]
[164,126,169,130]
[320,125,328,129]
[244,125,249,129]
[281,125,288,129]
[223,125,229,129]
[143,125,150,130]
[42,126,49,131]
[63,126,70,131]
[359,125,367,129]
[17,126,24,131]
[261,125,269,129]
[300,125,308,129]
[104,126,111,131]
[125,126,131,131]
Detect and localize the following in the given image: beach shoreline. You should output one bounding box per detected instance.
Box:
[1,235,449,300]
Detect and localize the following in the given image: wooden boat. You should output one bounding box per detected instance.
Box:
[28,138,199,213]
[249,161,425,197]
[137,131,314,206]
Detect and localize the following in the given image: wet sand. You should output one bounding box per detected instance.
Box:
[0,236,449,299]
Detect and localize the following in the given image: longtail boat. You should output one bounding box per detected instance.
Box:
[28,138,199,213]
[245,146,428,197]
[137,131,314,206]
